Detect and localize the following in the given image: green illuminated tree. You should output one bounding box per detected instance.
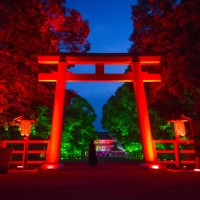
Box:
[102,83,141,158]
[102,83,173,158]
[31,106,52,139]
[28,95,97,159]
[0,0,90,125]
[129,0,200,119]
[61,95,97,159]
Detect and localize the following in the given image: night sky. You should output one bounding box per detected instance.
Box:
[66,0,137,131]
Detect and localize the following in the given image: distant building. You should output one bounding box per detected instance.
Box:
[95,132,127,157]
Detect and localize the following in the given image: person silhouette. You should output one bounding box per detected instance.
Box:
[88,139,98,170]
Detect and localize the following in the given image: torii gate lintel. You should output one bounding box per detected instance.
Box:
[39,72,161,83]
[38,53,161,169]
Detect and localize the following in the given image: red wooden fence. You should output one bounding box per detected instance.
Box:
[153,140,197,167]
[1,140,49,165]
[0,139,198,168]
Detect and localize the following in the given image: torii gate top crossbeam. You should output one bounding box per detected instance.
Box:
[38,53,161,82]
[37,53,161,65]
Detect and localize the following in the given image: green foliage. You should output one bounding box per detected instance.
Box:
[102,83,140,157]
[31,106,51,139]
[102,83,174,158]
[25,95,97,159]
[0,125,21,140]
[102,83,139,136]
[148,109,174,140]
[61,95,97,159]
[129,0,200,119]
[125,142,143,160]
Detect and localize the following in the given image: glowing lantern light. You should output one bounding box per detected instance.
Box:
[16,165,24,169]
[39,163,65,171]
[140,163,162,170]
[168,115,192,168]
[151,164,160,169]
[46,165,55,170]
[168,114,191,139]
[13,115,37,169]
[14,116,37,136]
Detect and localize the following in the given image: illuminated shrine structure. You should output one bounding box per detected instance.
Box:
[38,53,161,169]
[95,132,114,157]
[95,132,126,157]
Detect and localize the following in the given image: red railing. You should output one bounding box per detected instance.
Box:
[153,140,197,167]
[1,139,197,167]
[3,140,49,165]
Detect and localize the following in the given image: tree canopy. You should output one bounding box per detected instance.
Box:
[101,83,173,158]
[102,83,139,139]
[61,95,97,159]
[0,0,90,124]
[129,0,200,119]
[29,95,97,159]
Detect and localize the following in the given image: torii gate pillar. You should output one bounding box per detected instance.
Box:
[131,62,156,163]
[41,57,67,170]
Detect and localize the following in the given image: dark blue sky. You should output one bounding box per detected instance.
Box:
[66,0,137,131]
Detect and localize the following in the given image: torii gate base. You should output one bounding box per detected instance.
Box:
[38,53,161,170]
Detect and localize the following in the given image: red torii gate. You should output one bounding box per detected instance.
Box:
[38,53,161,169]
